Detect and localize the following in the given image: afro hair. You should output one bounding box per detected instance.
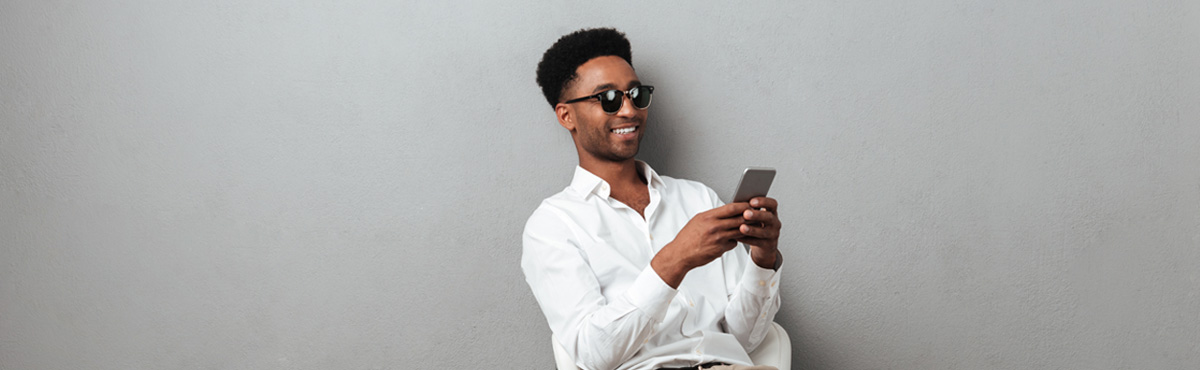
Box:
[536,28,633,108]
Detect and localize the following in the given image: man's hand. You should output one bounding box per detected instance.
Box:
[651,202,752,288]
[738,197,781,270]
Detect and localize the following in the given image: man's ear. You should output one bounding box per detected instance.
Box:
[555,104,576,132]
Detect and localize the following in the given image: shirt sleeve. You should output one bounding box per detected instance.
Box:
[522,205,677,370]
[707,187,783,353]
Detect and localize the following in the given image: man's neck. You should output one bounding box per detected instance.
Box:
[578,156,645,189]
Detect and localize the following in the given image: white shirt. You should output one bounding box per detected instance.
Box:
[522,161,782,370]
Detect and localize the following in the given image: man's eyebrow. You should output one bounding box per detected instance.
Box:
[591,81,643,94]
[591,83,618,93]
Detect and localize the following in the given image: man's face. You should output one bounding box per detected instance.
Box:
[558,55,649,163]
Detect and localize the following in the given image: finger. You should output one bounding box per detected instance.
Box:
[741,209,779,224]
[715,230,744,248]
[735,236,776,250]
[749,197,778,213]
[705,202,752,220]
[717,229,746,245]
[703,218,746,236]
[739,223,779,239]
[713,216,748,231]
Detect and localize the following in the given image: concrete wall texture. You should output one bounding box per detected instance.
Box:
[2,1,1198,369]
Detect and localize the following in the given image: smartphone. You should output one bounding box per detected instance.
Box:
[731,167,776,203]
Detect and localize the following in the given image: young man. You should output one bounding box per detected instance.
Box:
[522,28,783,370]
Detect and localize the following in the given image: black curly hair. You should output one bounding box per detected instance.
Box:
[536,28,633,108]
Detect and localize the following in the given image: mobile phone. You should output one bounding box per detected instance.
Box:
[731,167,776,203]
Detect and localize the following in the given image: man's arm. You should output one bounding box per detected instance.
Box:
[651,202,757,288]
[710,190,785,353]
[522,207,675,370]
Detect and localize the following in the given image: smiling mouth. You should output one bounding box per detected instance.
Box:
[611,126,637,134]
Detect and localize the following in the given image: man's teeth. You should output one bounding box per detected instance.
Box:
[612,127,636,134]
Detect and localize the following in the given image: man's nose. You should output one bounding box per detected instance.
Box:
[614,94,640,117]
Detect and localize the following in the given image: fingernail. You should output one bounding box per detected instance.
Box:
[744,210,753,218]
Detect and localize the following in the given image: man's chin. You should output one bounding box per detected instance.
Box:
[612,147,640,162]
[594,147,640,163]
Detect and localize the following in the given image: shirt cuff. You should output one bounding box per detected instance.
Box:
[626,265,678,322]
[741,261,781,298]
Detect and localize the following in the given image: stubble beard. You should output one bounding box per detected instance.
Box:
[581,119,643,163]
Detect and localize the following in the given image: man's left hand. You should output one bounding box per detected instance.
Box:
[738,196,781,269]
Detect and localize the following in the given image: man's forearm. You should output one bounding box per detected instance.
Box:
[650,243,690,289]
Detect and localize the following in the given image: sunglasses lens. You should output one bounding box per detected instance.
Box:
[631,86,653,109]
[599,90,623,113]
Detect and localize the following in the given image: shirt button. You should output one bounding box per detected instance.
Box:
[689,301,694,307]
[758,280,766,286]
[771,281,776,287]
[695,350,702,355]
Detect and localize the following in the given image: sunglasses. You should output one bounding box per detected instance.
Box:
[562,85,655,114]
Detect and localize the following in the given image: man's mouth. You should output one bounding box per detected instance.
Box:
[611,126,638,135]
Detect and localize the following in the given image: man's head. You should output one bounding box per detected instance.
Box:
[536,28,651,164]
[536,28,633,108]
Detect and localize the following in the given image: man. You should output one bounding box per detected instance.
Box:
[522,28,783,370]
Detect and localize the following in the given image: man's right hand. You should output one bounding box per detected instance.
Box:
[651,202,753,288]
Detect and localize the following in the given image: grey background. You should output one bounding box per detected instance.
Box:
[2,1,1198,369]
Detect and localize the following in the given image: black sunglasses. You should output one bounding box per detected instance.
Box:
[562,86,655,114]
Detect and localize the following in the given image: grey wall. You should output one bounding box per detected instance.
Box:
[2,1,1197,369]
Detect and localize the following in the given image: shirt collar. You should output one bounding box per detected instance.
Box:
[569,160,664,199]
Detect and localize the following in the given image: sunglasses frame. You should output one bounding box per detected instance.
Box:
[562,85,655,114]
